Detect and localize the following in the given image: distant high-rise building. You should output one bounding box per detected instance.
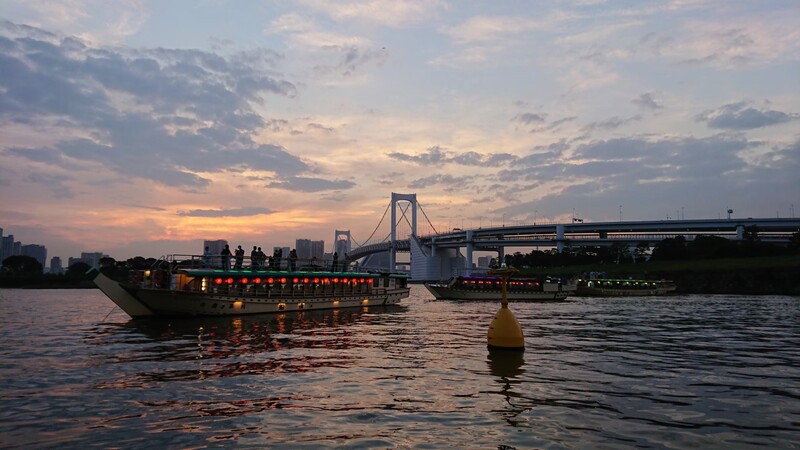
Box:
[12,241,21,256]
[311,240,324,260]
[204,240,227,257]
[0,233,11,262]
[295,239,312,259]
[67,256,85,269]
[80,252,106,269]
[21,244,47,267]
[50,256,63,274]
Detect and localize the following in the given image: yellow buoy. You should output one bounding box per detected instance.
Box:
[487,268,525,351]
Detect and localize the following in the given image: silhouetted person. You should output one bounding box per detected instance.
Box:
[289,249,297,271]
[332,252,338,272]
[250,246,258,270]
[257,247,265,270]
[234,245,244,270]
[221,244,231,270]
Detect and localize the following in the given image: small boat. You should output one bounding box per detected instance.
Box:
[575,278,676,297]
[91,254,410,318]
[424,274,571,301]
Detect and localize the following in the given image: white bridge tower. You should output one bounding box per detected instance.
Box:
[390,193,417,271]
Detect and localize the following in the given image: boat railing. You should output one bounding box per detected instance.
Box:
[170,270,395,298]
[154,254,372,274]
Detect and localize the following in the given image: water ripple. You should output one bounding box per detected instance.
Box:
[1,288,799,448]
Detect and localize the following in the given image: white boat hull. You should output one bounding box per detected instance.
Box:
[575,279,677,297]
[93,271,409,318]
[424,284,569,301]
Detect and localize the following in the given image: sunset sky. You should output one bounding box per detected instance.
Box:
[1,0,798,262]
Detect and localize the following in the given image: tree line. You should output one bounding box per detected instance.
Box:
[0,255,158,287]
[503,230,800,268]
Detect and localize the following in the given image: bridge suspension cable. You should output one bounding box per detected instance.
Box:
[417,202,439,235]
[351,195,441,249]
[353,200,392,248]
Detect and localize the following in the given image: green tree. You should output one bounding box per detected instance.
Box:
[651,236,688,261]
[1,255,43,276]
[66,261,92,281]
[634,242,650,261]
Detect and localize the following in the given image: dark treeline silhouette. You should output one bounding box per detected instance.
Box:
[0,255,158,287]
[503,230,800,269]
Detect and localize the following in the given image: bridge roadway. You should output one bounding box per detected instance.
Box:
[347,217,800,260]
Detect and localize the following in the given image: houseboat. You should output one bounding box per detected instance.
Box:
[425,274,571,301]
[91,254,410,318]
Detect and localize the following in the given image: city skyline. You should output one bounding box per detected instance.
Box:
[2,225,333,268]
[0,1,798,260]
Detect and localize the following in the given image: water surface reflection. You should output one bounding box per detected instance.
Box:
[1,289,799,449]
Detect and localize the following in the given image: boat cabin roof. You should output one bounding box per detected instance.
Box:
[176,268,408,278]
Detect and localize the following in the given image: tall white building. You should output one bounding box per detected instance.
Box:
[0,233,16,262]
[204,240,228,256]
[50,256,63,274]
[80,252,106,269]
[21,244,47,267]
[311,240,325,259]
[295,239,312,259]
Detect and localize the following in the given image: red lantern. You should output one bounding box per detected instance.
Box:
[214,278,223,285]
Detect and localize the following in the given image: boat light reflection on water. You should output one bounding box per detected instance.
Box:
[96,305,408,380]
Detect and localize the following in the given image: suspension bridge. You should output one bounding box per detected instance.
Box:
[332,193,800,281]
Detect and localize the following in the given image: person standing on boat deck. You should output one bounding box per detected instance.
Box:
[221,244,232,270]
[257,247,265,269]
[332,252,338,272]
[250,246,258,270]
[234,245,244,270]
[289,249,297,271]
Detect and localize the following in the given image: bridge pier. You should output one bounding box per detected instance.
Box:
[556,223,565,252]
[465,230,474,275]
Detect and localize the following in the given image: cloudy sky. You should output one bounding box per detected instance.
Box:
[1,0,798,261]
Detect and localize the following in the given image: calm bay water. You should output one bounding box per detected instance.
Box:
[1,286,798,449]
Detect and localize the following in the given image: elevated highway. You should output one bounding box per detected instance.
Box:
[349,217,800,264]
